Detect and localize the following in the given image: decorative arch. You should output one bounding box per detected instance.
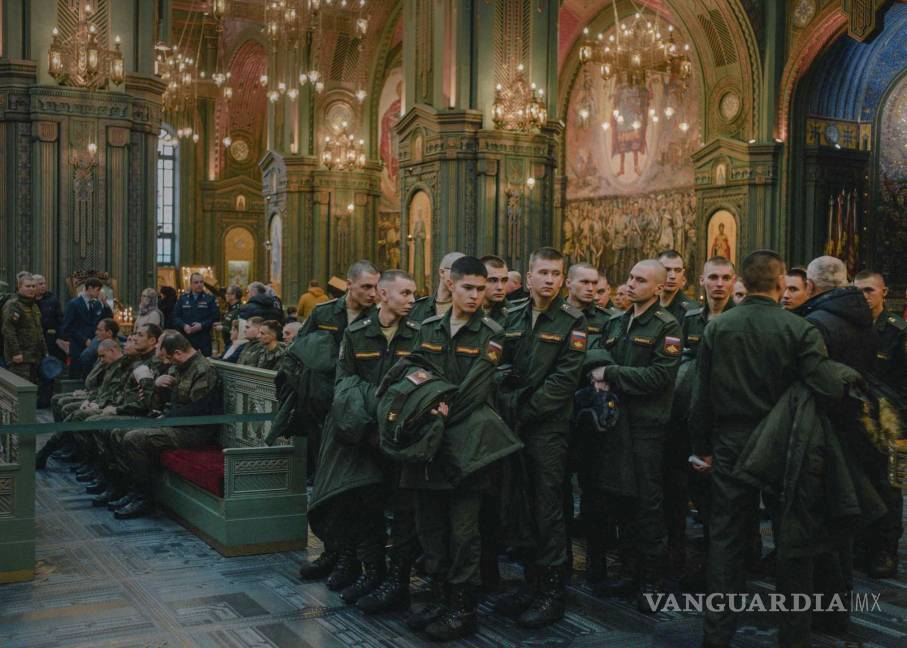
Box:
[215,39,268,177]
[223,225,256,289]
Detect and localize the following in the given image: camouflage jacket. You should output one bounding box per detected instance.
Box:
[2,295,47,363]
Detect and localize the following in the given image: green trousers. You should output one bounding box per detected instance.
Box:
[415,490,482,586]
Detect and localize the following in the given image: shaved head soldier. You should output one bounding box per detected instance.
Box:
[410,251,466,322]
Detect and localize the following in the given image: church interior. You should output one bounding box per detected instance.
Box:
[1,1,907,647]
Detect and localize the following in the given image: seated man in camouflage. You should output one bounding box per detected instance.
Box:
[109,329,222,519]
[42,352,109,465]
[238,316,264,366]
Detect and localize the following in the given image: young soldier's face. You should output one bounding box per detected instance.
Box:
[700,262,735,302]
[626,263,664,304]
[259,326,277,345]
[733,281,748,305]
[854,276,887,313]
[594,278,611,307]
[660,257,685,292]
[380,277,417,318]
[782,276,808,310]
[448,275,486,315]
[528,259,564,299]
[133,328,156,353]
[484,265,509,304]
[245,324,261,341]
[348,272,380,310]
[567,267,599,306]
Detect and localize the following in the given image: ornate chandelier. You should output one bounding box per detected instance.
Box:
[321,121,366,171]
[491,64,547,132]
[577,5,693,130]
[47,2,124,90]
[157,43,201,142]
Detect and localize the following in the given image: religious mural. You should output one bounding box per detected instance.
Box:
[707,210,737,265]
[407,191,432,293]
[377,211,402,269]
[878,73,907,287]
[564,21,701,283]
[379,66,403,212]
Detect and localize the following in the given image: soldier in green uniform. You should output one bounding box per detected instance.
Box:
[496,247,588,629]
[689,250,860,648]
[594,273,620,314]
[566,262,612,342]
[312,270,420,612]
[1,272,47,383]
[853,270,905,578]
[215,285,243,350]
[237,316,264,365]
[658,249,694,322]
[296,260,380,581]
[396,255,505,641]
[480,255,511,325]
[584,260,681,610]
[664,256,735,572]
[409,252,465,323]
[253,320,285,370]
[110,330,222,519]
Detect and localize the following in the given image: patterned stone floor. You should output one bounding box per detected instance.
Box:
[0,435,905,647]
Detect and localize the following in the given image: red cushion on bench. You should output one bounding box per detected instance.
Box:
[160,447,225,497]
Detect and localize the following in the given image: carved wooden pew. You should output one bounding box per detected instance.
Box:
[152,360,307,556]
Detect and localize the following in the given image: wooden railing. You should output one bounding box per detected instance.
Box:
[0,368,37,583]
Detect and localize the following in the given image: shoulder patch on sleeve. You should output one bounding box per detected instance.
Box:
[569,329,587,351]
[347,317,372,333]
[663,336,682,356]
[654,309,677,324]
[481,316,504,334]
[561,302,583,319]
[887,315,907,331]
[684,307,704,318]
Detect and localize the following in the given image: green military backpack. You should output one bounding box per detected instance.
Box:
[377,364,458,464]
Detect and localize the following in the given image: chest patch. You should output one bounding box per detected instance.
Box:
[354,351,381,360]
[538,333,563,343]
[318,324,339,332]
[877,352,890,361]
[588,325,601,334]
[420,342,444,352]
[663,336,682,356]
[505,330,524,338]
[455,346,480,356]
[632,336,655,347]
[569,330,587,351]
[395,350,411,358]
[686,335,701,345]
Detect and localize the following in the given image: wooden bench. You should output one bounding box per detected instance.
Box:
[152,361,308,556]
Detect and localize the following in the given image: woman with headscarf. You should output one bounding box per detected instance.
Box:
[134,287,164,329]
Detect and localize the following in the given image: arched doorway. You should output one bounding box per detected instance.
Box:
[224,226,255,289]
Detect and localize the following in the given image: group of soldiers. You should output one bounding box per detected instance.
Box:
[3,240,904,646]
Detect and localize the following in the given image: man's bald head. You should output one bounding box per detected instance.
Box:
[635,259,668,283]
[626,260,667,307]
[440,252,465,271]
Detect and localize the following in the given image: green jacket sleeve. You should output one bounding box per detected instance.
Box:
[688,331,715,456]
[335,331,379,418]
[602,320,681,396]
[448,331,504,425]
[521,321,588,423]
[2,305,22,357]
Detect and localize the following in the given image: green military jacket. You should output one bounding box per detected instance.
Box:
[681,301,733,360]
[94,355,134,408]
[578,302,612,343]
[484,299,511,326]
[221,301,241,345]
[587,300,681,428]
[84,358,107,393]
[310,315,421,511]
[2,295,47,363]
[873,311,907,399]
[688,295,851,457]
[399,309,505,489]
[299,295,369,344]
[255,342,286,370]
[116,350,164,416]
[160,352,221,418]
[409,294,453,324]
[238,339,262,366]
[662,290,694,324]
[500,295,588,428]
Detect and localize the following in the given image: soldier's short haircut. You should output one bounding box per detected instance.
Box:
[246,316,264,326]
[139,323,163,341]
[379,269,414,286]
[16,272,34,287]
[528,247,564,271]
[704,256,735,272]
[226,285,243,299]
[635,259,667,282]
[160,329,193,354]
[347,259,381,281]
[786,267,808,284]
[480,255,507,270]
[439,251,465,271]
[99,318,120,337]
[806,256,848,292]
[854,269,885,284]
[740,249,785,293]
[568,262,599,280]
[84,277,103,290]
[97,338,120,352]
[261,319,282,337]
[449,256,488,281]
[658,249,683,262]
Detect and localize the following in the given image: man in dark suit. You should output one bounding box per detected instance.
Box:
[173,272,220,356]
[61,277,113,377]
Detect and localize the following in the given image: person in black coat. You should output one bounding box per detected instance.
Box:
[159,286,178,329]
[34,275,64,360]
[60,277,113,377]
[239,281,285,323]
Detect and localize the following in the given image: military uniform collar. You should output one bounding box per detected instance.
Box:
[440,308,483,337]
[625,299,661,325]
[363,313,416,339]
[740,295,781,308]
[530,295,565,323]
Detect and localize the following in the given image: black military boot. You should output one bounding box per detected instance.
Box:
[299,550,339,580]
[108,490,138,512]
[868,548,898,579]
[425,585,477,641]
[92,484,125,508]
[85,478,109,495]
[636,564,666,613]
[406,577,448,631]
[494,566,539,617]
[113,494,153,519]
[326,548,361,591]
[517,566,565,628]
[75,467,98,482]
[357,560,412,614]
[340,561,386,604]
[593,557,637,598]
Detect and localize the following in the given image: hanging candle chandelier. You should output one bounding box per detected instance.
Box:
[491,64,548,132]
[47,2,125,90]
[321,121,366,171]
